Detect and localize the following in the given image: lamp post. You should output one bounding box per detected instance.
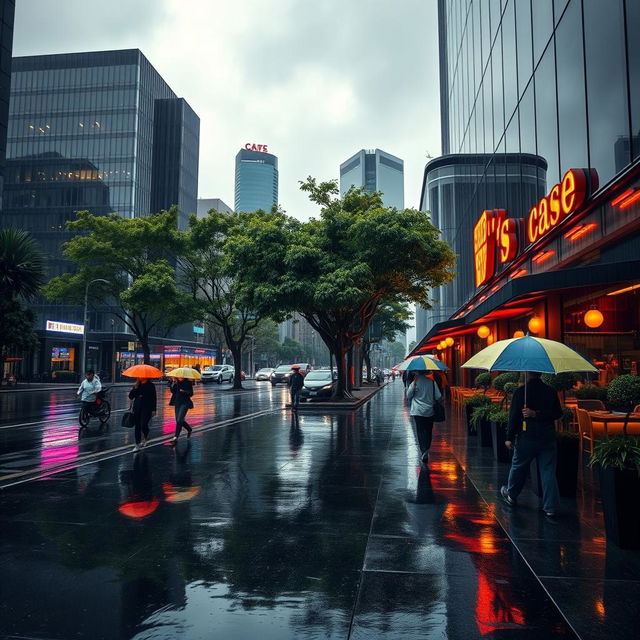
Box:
[81,278,110,377]
[110,318,116,382]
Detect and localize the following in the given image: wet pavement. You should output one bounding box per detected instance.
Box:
[0,382,637,639]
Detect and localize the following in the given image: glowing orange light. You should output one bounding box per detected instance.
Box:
[532,249,555,264]
[584,309,604,328]
[528,317,542,334]
[118,498,160,519]
[619,190,640,209]
[511,268,527,279]
[486,334,495,345]
[513,330,525,338]
[445,337,454,347]
[611,188,634,206]
[564,222,598,241]
[607,283,640,296]
[477,325,490,339]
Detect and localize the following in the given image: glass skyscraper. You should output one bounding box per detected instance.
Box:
[234,147,278,212]
[1,49,200,378]
[0,0,15,209]
[339,148,404,209]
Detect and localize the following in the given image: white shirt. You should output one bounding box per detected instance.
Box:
[406,375,442,417]
[77,377,102,402]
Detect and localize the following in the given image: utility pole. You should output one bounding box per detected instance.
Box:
[111,318,116,382]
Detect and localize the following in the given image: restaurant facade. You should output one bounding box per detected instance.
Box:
[415,0,640,385]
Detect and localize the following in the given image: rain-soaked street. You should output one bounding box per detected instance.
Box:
[0,382,638,639]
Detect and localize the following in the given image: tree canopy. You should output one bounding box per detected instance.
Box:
[228,178,455,397]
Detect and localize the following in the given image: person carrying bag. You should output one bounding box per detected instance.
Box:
[170,376,194,444]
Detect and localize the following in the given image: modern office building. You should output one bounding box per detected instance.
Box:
[2,49,208,379]
[234,146,278,212]
[339,148,404,209]
[0,0,15,209]
[412,0,640,387]
[197,197,233,217]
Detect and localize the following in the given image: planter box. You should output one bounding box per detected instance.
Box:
[465,405,477,436]
[491,421,512,462]
[599,467,640,549]
[477,419,493,447]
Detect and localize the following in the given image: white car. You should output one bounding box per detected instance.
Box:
[255,367,275,381]
[201,364,235,384]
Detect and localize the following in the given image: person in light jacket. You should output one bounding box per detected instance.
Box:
[406,371,442,465]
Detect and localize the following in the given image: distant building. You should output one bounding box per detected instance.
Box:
[339,148,404,209]
[0,0,15,209]
[234,146,278,212]
[197,197,233,217]
[2,49,207,379]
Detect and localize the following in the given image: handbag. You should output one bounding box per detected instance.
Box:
[121,403,135,429]
[432,379,446,423]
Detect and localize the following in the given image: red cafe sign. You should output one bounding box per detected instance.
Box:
[473,168,598,288]
[245,143,269,153]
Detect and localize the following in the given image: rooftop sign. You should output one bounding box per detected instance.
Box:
[46,320,84,335]
[244,143,269,153]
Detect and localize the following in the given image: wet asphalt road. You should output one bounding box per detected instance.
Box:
[0,382,595,639]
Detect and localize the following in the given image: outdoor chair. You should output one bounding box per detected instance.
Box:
[576,408,595,456]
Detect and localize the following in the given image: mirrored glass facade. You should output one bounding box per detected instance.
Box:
[234,148,278,212]
[339,148,404,209]
[0,0,15,209]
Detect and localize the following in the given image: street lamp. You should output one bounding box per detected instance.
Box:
[81,278,110,376]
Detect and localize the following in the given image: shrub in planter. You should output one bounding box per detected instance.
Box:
[471,403,495,447]
[542,372,578,393]
[607,375,640,433]
[475,372,492,394]
[590,436,640,549]
[489,408,511,462]
[574,385,608,403]
[463,394,493,434]
[493,372,520,392]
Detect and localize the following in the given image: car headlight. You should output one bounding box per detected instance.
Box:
[322,384,333,390]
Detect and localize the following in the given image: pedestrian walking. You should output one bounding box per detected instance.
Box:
[406,371,442,465]
[289,365,304,409]
[170,376,194,444]
[128,377,157,453]
[500,372,563,518]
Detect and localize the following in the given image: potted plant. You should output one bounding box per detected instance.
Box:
[493,372,520,408]
[590,436,640,549]
[542,372,578,405]
[470,403,494,447]
[556,429,580,497]
[574,385,609,403]
[463,394,493,435]
[475,372,492,394]
[607,375,640,434]
[489,408,511,462]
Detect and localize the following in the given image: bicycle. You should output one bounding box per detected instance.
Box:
[78,387,111,428]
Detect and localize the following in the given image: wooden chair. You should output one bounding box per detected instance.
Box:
[577,399,605,411]
[576,408,595,456]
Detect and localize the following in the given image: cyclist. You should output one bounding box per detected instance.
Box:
[77,369,102,413]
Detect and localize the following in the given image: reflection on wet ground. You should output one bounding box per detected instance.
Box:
[0,383,637,638]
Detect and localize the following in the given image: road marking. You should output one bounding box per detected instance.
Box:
[0,407,282,489]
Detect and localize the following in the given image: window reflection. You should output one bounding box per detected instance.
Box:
[535,45,559,184]
[625,0,640,162]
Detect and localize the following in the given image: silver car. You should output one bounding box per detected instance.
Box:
[201,364,235,384]
[255,367,275,381]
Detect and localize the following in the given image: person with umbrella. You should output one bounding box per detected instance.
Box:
[168,368,198,444]
[289,364,304,410]
[404,355,447,465]
[124,365,159,453]
[462,334,596,519]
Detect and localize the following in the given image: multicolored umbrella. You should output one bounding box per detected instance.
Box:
[461,335,596,374]
[166,367,202,380]
[122,364,163,379]
[399,355,449,372]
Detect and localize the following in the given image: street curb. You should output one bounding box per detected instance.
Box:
[289,381,390,411]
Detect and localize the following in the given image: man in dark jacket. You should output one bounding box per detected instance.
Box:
[289,365,304,409]
[500,372,563,517]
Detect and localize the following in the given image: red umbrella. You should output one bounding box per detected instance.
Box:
[122,364,163,379]
[118,498,160,519]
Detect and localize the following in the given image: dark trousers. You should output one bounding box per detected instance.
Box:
[174,403,191,438]
[413,415,435,455]
[290,388,301,408]
[134,410,152,445]
[507,429,560,514]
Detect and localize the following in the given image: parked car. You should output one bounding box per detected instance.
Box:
[201,364,235,384]
[270,364,294,386]
[255,367,275,381]
[299,370,335,401]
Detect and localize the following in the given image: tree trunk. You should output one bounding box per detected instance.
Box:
[363,349,372,383]
[229,344,244,390]
[141,337,151,364]
[332,344,353,400]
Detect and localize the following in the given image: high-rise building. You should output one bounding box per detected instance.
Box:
[0,0,15,209]
[2,49,207,378]
[339,148,404,209]
[234,146,278,212]
[413,0,640,388]
[197,197,233,218]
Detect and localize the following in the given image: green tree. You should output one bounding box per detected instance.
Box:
[278,337,309,364]
[229,178,455,398]
[44,208,197,364]
[250,320,282,367]
[362,300,411,381]
[0,228,45,373]
[182,210,282,389]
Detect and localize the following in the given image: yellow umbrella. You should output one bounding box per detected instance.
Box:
[166,367,202,380]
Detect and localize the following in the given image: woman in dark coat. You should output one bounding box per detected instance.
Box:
[128,377,157,452]
[170,377,194,444]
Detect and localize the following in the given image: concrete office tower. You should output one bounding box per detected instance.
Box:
[2,49,201,376]
[0,0,15,210]
[197,198,233,218]
[339,148,404,209]
[234,146,278,212]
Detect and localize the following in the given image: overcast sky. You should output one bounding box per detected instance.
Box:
[13,0,441,222]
